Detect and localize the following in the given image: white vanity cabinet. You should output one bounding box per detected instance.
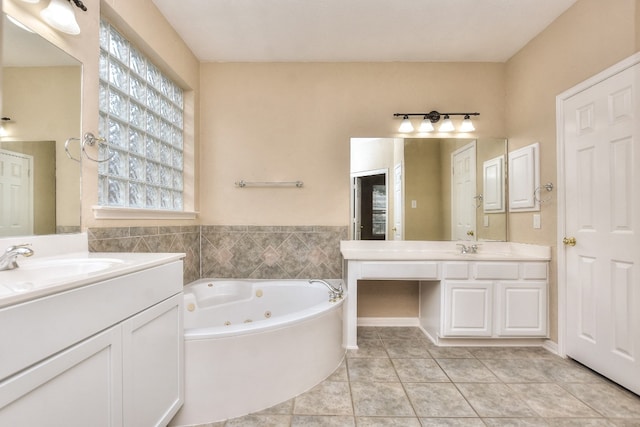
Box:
[0,260,184,427]
[342,241,551,348]
[436,261,548,341]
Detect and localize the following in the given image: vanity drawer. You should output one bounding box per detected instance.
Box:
[474,262,519,280]
[360,261,439,279]
[443,262,470,279]
[522,262,548,279]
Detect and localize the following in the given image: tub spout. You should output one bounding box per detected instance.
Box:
[309,279,343,302]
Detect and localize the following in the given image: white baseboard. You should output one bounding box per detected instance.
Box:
[357,317,420,327]
[543,339,560,355]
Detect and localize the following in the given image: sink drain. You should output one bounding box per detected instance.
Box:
[264,311,272,318]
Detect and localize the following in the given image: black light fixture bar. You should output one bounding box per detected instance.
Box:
[393,111,480,122]
[71,0,88,11]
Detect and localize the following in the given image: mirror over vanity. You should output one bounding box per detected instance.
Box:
[351,137,508,242]
[1,13,82,237]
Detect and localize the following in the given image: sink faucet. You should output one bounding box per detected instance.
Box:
[309,279,344,302]
[456,243,478,254]
[0,244,34,271]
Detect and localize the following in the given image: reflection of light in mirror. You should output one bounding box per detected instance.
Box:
[7,15,34,33]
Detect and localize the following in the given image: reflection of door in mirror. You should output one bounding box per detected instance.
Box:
[2,14,82,237]
[352,173,387,240]
[0,149,33,235]
[0,142,56,236]
[451,141,477,241]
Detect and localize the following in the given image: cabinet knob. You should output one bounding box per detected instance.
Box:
[466,230,474,236]
[563,237,577,246]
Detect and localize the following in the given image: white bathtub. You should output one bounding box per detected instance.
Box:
[169,279,345,426]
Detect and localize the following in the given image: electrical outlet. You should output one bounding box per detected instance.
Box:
[533,214,541,229]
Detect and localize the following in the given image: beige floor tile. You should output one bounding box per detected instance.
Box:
[404,383,477,417]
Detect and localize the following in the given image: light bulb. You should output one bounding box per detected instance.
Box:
[398,115,414,133]
[438,115,455,132]
[418,116,434,132]
[41,0,80,35]
[459,115,475,132]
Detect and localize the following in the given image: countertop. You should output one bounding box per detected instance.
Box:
[340,240,551,261]
[0,251,185,309]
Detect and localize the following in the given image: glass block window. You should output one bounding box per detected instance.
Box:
[98,19,184,210]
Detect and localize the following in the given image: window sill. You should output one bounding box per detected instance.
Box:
[92,206,198,220]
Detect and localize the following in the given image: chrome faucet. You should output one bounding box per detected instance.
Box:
[0,244,34,271]
[309,279,344,302]
[456,243,478,254]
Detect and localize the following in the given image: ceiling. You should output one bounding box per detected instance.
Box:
[152,0,577,63]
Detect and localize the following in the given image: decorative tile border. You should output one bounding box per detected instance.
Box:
[201,226,347,280]
[87,225,347,284]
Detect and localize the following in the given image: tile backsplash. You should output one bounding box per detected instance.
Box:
[88,226,200,284]
[88,225,346,285]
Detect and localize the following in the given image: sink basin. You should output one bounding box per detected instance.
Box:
[0,258,126,292]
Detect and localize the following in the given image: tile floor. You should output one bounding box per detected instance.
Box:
[195,327,640,427]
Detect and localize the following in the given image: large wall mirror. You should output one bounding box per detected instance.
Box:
[1,13,82,237]
[351,137,508,241]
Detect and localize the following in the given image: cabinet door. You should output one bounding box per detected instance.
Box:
[443,281,492,337]
[122,294,184,427]
[0,327,123,427]
[495,281,547,337]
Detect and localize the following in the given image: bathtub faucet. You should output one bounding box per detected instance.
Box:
[309,279,344,302]
[0,244,34,271]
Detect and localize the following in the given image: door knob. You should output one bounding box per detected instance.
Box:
[392,227,397,231]
[563,237,577,246]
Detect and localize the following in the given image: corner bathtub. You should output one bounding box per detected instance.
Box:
[169,279,345,426]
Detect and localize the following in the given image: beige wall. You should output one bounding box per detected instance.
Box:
[357,280,419,318]
[199,62,506,226]
[505,0,639,341]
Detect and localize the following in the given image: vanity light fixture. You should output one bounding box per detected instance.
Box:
[40,0,87,36]
[20,0,41,3]
[0,117,12,138]
[398,115,414,133]
[418,116,435,132]
[394,110,479,133]
[438,115,455,132]
[459,114,476,132]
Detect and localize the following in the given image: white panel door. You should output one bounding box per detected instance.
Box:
[451,142,476,241]
[561,61,640,395]
[0,150,33,236]
[393,163,403,240]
